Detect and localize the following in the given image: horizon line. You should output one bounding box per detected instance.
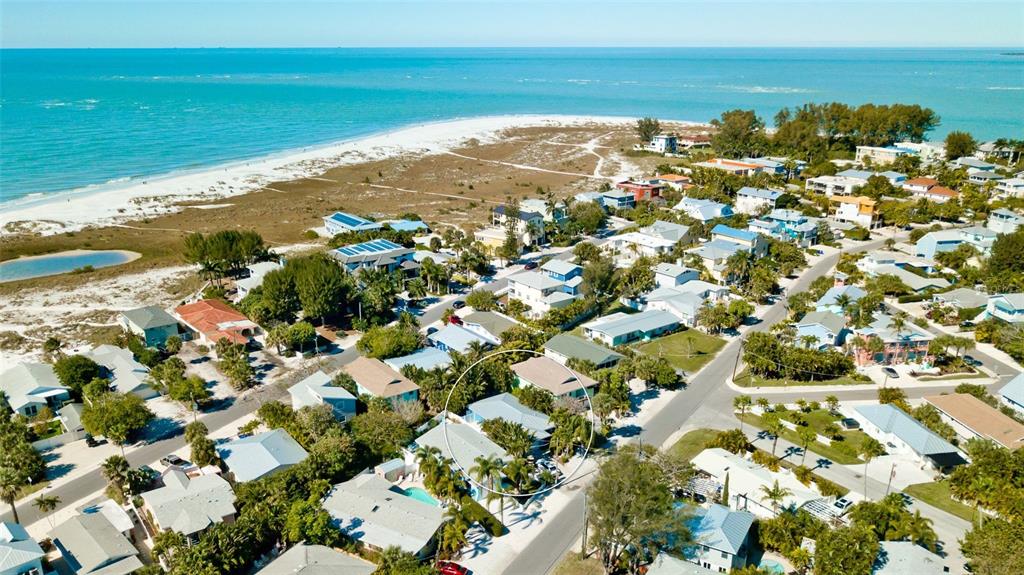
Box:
[3,45,1023,50]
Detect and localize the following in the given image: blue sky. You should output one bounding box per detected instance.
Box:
[2,1,1022,48]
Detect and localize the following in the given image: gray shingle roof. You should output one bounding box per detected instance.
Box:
[873,541,947,575]
[414,421,509,469]
[855,404,959,457]
[543,334,624,366]
[119,305,178,330]
[256,544,375,575]
[647,553,717,575]
[51,513,142,575]
[217,428,308,482]
[141,470,236,537]
[583,309,679,339]
[640,220,691,242]
[466,392,553,439]
[0,362,69,411]
[462,310,520,338]
[797,311,847,334]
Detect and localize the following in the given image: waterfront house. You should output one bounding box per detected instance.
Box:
[323,474,444,557]
[641,133,678,154]
[851,314,934,365]
[967,170,1004,186]
[342,357,419,405]
[979,292,1024,325]
[692,158,763,176]
[0,522,44,575]
[616,180,665,203]
[174,299,259,350]
[654,262,700,288]
[543,333,624,369]
[288,370,357,421]
[217,428,309,483]
[895,141,946,164]
[995,177,1024,198]
[854,404,966,471]
[427,323,497,354]
[710,224,768,258]
[511,355,598,399]
[465,392,553,441]
[987,208,1024,234]
[492,205,546,246]
[673,197,733,222]
[384,347,452,373]
[795,311,848,349]
[649,173,692,191]
[691,448,821,518]
[837,169,905,185]
[856,145,912,165]
[952,157,996,171]
[872,541,948,575]
[140,469,236,540]
[924,393,1024,450]
[998,373,1024,415]
[829,195,877,228]
[322,212,382,235]
[581,309,679,347]
[86,344,158,400]
[931,287,987,310]
[117,305,180,347]
[815,285,867,315]
[51,512,143,575]
[331,238,415,273]
[255,544,375,575]
[734,186,783,215]
[0,362,71,418]
[234,260,284,301]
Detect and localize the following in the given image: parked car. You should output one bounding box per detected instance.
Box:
[447,315,464,325]
[523,261,538,270]
[84,434,104,448]
[833,497,853,513]
[437,561,470,575]
[160,454,186,467]
[452,300,466,309]
[963,355,982,367]
[840,418,860,430]
[426,326,439,336]
[882,367,899,379]
[959,320,976,330]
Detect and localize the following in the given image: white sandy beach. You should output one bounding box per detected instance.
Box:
[0,114,681,237]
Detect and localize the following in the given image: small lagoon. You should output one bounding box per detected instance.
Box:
[0,250,139,282]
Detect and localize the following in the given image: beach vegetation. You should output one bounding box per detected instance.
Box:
[53,354,102,399]
[635,117,661,143]
[183,230,268,282]
[945,130,977,160]
[82,391,154,451]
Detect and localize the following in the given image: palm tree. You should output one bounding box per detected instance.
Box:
[34,494,61,529]
[825,395,840,413]
[890,311,909,364]
[797,426,817,465]
[859,437,885,501]
[759,479,793,515]
[733,395,753,431]
[764,415,784,458]
[0,469,26,524]
[756,397,771,412]
[834,293,853,317]
[504,457,531,494]
[101,455,131,502]
[469,455,503,516]
[438,506,470,559]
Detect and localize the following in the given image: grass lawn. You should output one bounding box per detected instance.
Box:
[636,329,727,373]
[553,552,603,575]
[668,428,720,462]
[904,480,977,522]
[917,371,988,382]
[738,412,867,465]
[733,368,866,387]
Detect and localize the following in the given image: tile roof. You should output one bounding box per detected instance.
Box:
[141,470,236,536]
[256,544,375,575]
[217,428,309,482]
[510,356,598,396]
[924,393,1024,450]
[855,404,959,457]
[174,299,255,345]
[119,305,178,330]
[343,357,419,399]
[903,177,939,186]
[543,334,624,366]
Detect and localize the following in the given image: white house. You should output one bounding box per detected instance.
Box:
[987,208,1024,234]
[806,175,867,197]
[0,363,71,418]
[980,293,1024,325]
[856,145,912,165]
[654,262,700,288]
[829,195,877,228]
[603,232,676,266]
[86,345,159,400]
[854,404,967,471]
[685,504,755,573]
[506,270,579,317]
[673,197,734,222]
[734,187,783,215]
[995,177,1024,198]
[234,261,284,301]
[322,212,382,235]
[691,448,823,518]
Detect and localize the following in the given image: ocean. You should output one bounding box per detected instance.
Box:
[1,48,1021,206]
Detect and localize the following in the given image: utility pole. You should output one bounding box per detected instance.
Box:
[732,337,744,381]
[581,491,588,555]
[885,462,896,497]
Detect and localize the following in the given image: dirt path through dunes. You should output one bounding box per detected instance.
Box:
[442,150,614,181]
[357,183,506,205]
[543,130,617,178]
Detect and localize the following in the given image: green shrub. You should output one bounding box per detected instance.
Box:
[460,495,504,537]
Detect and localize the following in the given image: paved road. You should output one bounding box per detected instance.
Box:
[503,236,919,575]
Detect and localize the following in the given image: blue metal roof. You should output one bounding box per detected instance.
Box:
[687,504,754,555]
[334,238,404,257]
[326,211,379,230]
[388,220,429,232]
[711,224,758,242]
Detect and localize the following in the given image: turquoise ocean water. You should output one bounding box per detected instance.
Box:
[1,48,1021,205]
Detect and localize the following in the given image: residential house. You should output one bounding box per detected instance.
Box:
[931,287,987,310]
[913,229,963,260]
[76,500,133,544]
[520,198,566,223]
[384,347,452,373]
[806,175,867,197]
[856,145,912,165]
[638,287,707,327]
[894,141,945,164]
[217,428,309,482]
[0,522,44,575]
[140,469,237,540]
[288,370,357,421]
[691,448,822,518]
[541,258,583,282]
[386,219,430,233]
[692,158,763,176]
[647,553,717,575]
[854,404,967,471]
[952,157,996,171]
[507,269,580,317]
[465,393,553,441]
[838,169,905,185]
[649,173,692,191]
[958,226,998,256]
[967,170,1004,186]
[872,541,948,575]
[874,264,950,294]
[995,177,1024,198]
[574,191,604,205]
[85,345,157,400]
[683,504,755,573]
[924,393,1024,450]
[342,357,420,405]
[234,260,284,301]
[51,512,143,575]
[323,474,444,557]
[603,232,676,266]
[641,134,678,154]
[980,293,1024,325]
[331,239,416,273]
[58,403,87,441]
[901,176,939,195]
[739,157,794,176]
[411,422,509,492]
[0,362,71,417]
[322,212,382,235]
[678,134,712,149]
[998,373,1024,415]
[511,355,598,399]
[543,333,624,370]
[685,240,747,284]
[856,250,940,276]
[901,177,958,203]
[640,220,692,245]
[673,198,734,222]
[795,311,848,349]
[829,195,877,228]
[987,208,1024,234]
[852,314,935,365]
[117,306,179,347]
[734,187,782,215]
[751,209,820,247]
[581,309,679,347]
[815,285,867,315]
[462,310,519,342]
[654,262,700,288]
[427,323,498,354]
[616,180,665,203]
[976,141,1016,160]
[710,224,768,258]
[174,299,259,349]
[255,543,375,575]
[492,205,546,246]
[599,190,636,211]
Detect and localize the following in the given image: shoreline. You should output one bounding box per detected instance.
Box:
[0,248,142,264]
[1,114,704,237]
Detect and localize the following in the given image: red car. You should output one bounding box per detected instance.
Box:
[437,561,469,575]
[447,314,463,325]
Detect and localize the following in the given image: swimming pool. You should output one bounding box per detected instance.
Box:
[759,559,786,574]
[402,486,439,506]
[0,250,139,282]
